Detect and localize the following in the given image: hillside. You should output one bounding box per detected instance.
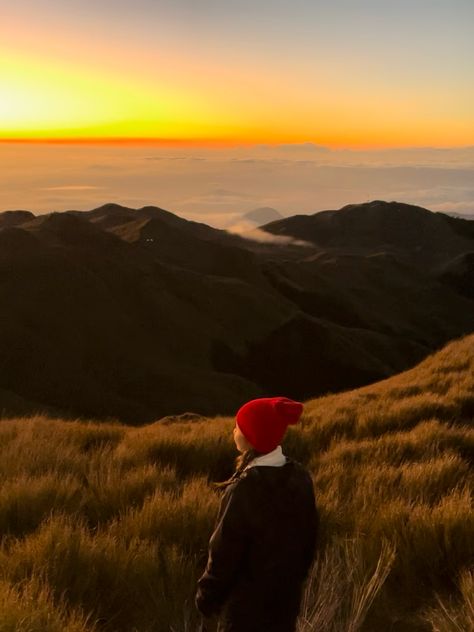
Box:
[259,199,473,268]
[0,199,473,423]
[0,332,472,631]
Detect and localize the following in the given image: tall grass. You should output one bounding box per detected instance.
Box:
[422,569,474,632]
[297,537,396,632]
[0,576,95,632]
[0,332,472,630]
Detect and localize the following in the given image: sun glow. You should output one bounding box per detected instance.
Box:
[0,48,224,141]
[0,42,472,148]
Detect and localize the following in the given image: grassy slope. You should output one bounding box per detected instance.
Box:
[0,333,472,631]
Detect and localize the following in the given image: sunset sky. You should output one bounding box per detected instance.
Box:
[1,0,473,147]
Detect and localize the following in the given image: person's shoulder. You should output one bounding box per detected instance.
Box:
[282,456,307,473]
[232,467,257,489]
[223,468,266,504]
[227,459,312,488]
[219,470,258,520]
[219,468,255,497]
[286,458,315,486]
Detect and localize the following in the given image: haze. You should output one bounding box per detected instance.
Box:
[1,143,473,228]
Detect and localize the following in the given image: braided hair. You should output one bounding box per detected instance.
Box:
[211,446,264,491]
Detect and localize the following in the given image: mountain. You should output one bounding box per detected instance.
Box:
[0,199,473,423]
[242,206,284,224]
[259,200,473,268]
[68,203,243,246]
[435,251,474,300]
[0,210,35,228]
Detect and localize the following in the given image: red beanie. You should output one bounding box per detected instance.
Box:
[235,396,304,453]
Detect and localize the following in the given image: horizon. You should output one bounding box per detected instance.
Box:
[1,138,473,150]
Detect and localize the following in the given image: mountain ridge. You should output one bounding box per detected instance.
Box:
[0,199,473,423]
[257,200,473,267]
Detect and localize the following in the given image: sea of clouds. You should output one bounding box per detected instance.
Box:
[1,142,473,229]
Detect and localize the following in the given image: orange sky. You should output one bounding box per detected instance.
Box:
[1,1,473,148]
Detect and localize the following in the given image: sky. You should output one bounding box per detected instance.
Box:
[1,0,473,146]
[1,1,472,222]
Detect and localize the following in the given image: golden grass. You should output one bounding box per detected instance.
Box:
[0,576,94,632]
[297,538,396,632]
[0,332,472,631]
[422,569,474,632]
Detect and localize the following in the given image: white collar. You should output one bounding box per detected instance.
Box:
[244,445,287,470]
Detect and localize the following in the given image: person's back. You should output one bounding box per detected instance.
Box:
[217,458,319,632]
[196,447,319,630]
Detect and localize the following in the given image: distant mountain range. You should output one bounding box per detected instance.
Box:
[241,206,284,224]
[0,199,473,423]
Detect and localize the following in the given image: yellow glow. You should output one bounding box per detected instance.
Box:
[0,45,472,148]
[0,49,223,140]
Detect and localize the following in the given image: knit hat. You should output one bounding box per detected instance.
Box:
[235,396,304,453]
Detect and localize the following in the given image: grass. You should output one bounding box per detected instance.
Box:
[422,569,474,632]
[0,332,472,630]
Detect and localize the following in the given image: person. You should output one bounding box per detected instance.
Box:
[195,396,320,632]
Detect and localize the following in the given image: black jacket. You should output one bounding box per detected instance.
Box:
[195,457,319,632]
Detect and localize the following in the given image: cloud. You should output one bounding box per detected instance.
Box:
[429,201,474,213]
[209,188,253,198]
[39,185,104,191]
[183,210,244,225]
[144,155,207,161]
[224,219,313,246]
[255,142,331,152]
[275,143,331,152]
[85,164,120,171]
[179,189,253,206]
[2,144,473,226]
[388,184,474,213]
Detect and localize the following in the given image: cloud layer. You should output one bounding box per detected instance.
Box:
[1,143,473,227]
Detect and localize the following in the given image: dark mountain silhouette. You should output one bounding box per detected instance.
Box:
[259,200,473,267]
[0,210,35,228]
[435,252,474,300]
[70,203,243,246]
[0,199,473,424]
[435,210,474,240]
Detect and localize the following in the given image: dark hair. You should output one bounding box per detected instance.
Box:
[211,446,265,491]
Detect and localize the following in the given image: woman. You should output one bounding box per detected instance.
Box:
[195,396,319,632]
